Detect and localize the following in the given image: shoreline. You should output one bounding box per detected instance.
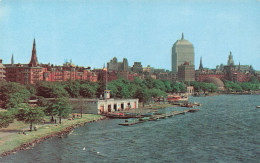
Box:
[0,115,105,158]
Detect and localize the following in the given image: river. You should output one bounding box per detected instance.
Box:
[1,95,260,163]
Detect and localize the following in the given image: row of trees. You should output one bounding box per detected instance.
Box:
[0,78,187,109]
[1,78,260,109]
[0,77,259,129]
[0,97,72,130]
[224,81,260,92]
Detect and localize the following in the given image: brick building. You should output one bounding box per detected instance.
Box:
[4,39,97,84]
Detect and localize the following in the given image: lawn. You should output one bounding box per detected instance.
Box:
[0,114,102,155]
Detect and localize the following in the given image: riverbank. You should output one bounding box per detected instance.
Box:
[0,114,104,157]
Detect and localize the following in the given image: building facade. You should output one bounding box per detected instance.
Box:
[107,57,128,71]
[4,39,97,84]
[0,59,6,80]
[172,33,194,73]
[178,62,195,82]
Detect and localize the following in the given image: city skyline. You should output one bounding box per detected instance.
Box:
[0,0,259,70]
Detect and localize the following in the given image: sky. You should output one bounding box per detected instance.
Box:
[0,0,259,70]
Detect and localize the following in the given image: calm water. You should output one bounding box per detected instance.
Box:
[1,95,260,163]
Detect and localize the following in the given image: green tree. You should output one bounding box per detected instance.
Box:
[15,104,45,131]
[0,111,15,128]
[179,82,187,93]
[64,80,81,98]
[171,82,178,93]
[190,81,200,92]
[80,83,96,98]
[133,86,149,107]
[162,80,173,93]
[0,82,31,109]
[36,82,69,98]
[249,76,259,84]
[48,97,72,124]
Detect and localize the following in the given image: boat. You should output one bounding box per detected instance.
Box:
[187,109,200,113]
[256,106,260,108]
[167,94,188,104]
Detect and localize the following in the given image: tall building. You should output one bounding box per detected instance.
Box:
[178,62,195,82]
[171,33,194,73]
[107,57,128,71]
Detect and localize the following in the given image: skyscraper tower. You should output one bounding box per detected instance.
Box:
[29,38,39,67]
[171,33,194,73]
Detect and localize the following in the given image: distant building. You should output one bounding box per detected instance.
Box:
[5,39,45,84]
[196,51,255,83]
[0,59,6,80]
[70,90,139,114]
[172,33,194,73]
[178,62,195,82]
[132,62,143,73]
[107,57,128,71]
[4,38,97,84]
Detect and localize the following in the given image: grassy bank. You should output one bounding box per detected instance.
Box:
[0,114,102,156]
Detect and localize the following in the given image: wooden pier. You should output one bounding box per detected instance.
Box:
[118,109,199,126]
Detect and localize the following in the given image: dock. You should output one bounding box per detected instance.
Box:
[118,109,199,126]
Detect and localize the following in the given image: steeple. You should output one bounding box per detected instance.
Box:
[11,54,14,65]
[199,56,203,70]
[227,51,234,66]
[29,38,39,67]
[181,32,184,40]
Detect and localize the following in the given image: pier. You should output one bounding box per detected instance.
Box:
[118,109,199,126]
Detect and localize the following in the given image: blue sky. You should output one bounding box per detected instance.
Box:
[0,0,259,70]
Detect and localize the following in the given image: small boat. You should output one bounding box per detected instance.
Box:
[167,95,188,104]
[187,109,199,113]
[256,106,260,108]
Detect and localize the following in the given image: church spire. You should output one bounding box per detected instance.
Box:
[29,38,38,67]
[228,51,234,66]
[181,32,184,40]
[11,54,14,65]
[199,56,203,70]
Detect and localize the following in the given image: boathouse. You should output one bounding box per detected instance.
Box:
[70,90,139,114]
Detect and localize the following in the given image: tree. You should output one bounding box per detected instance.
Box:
[0,111,15,128]
[80,83,96,98]
[64,80,81,98]
[133,86,149,107]
[171,82,180,93]
[190,81,200,92]
[179,82,187,93]
[0,82,31,109]
[35,81,69,98]
[48,97,72,124]
[162,80,172,93]
[249,76,259,84]
[15,104,45,131]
